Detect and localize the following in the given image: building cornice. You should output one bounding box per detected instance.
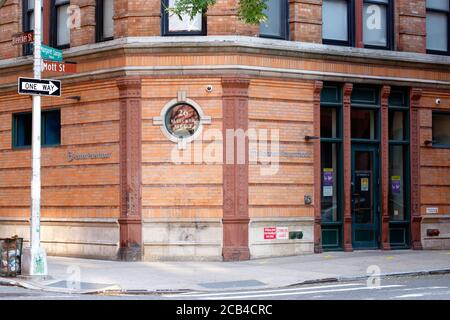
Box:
[1,36,450,70]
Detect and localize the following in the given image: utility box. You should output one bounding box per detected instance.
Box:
[0,236,23,277]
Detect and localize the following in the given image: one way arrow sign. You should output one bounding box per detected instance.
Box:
[18,77,61,97]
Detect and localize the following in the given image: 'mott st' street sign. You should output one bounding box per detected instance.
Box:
[18,77,61,97]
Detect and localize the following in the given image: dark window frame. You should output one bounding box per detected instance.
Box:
[362,0,394,51]
[426,0,450,55]
[322,0,355,47]
[12,109,61,149]
[259,0,290,40]
[22,0,41,56]
[96,0,114,42]
[161,0,207,36]
[320,84,345,251]
[431,111,450,148]
[50,0,70,49]
[388,88,410,248]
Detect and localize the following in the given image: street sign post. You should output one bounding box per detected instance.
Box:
[42,60,77,74]
[18,77,61,97]
[12,31,34,46]
[40,44,63,62]
[20,0,48,277]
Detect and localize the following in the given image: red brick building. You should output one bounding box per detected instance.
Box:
[0,0,449,261]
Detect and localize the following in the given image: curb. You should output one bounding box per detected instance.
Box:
[287,268,450,288]
[0,277,121,295]
[2,268,450,296]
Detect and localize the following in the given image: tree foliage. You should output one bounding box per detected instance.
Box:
[167,0,268,25]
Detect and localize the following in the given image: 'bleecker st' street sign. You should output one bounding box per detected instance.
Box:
[40,44,63,62]
[18,77,61,97]
[12,31,34,46]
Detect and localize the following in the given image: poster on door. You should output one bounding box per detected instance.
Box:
[323,168,334,197]
[391,176,401,194]
[361,177,369,192]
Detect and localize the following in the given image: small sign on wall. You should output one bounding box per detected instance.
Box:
[276,227,289,240]
[426,207,439,214]
[264,228,277,240]
[264,227,289,240]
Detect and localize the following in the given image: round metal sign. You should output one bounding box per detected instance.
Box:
[164,103,200,139]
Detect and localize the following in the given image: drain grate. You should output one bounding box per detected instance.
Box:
[198,280,265,289]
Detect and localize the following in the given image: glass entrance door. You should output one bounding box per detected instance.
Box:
[351,146,380,249]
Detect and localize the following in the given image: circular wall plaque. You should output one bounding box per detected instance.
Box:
[164,103,200,139]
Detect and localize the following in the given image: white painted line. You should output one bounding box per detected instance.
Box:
[206,285,405,300]
[394,294,425,299]
[168,283,364,298]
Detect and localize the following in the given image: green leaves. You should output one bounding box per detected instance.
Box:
[238,0,268,25]
[166,0,268,25]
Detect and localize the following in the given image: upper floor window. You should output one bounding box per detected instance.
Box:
[13,110,61,148]
[426,0,450,54]
[161,0,205,36]
[323,0,352,45]
[51,0,70,48]
[22,0,43,55]
[322,0,393,50]
[259,0,289,40]
[432,112,450,147]
[363,0,392,49]
[96,0,114,41]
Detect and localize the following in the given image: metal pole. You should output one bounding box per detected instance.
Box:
[29,0,47,276]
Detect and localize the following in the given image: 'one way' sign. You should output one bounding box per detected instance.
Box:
[18,77,61,97]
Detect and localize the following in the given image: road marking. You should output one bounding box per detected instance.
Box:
[169,283,364,298]
[205,285,405,300]
[395,293,424,299]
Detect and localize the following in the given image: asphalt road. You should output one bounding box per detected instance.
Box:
[0,274,449,300]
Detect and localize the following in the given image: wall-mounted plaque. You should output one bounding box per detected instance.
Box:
[153,91,211,149]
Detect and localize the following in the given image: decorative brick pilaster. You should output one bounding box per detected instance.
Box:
[114,0,160,37]
[289,0,323,43]
[396,0,426,53]
[343,83,353,252]
[313,81,323,253]
[117,77,142,261]
[410,88,423,250]
[355,0,364,48]
[70,0,96,47]
[381,85,391,250]
[222,75,250,261]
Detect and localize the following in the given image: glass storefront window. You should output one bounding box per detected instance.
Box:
[389,111,406,141]
[351,109,376,140]
[321,143,340,223]
[321,108,339,138]
[389,145,406,221]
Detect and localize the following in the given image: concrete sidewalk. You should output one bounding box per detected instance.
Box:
[1,250,449,294]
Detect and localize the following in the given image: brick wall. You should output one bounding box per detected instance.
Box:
[70,0,96,47]
[289,0,322,43]
[0,80,121,219]
[0,0,22,59]
[0,0,438,59]
[114,0,161,37]
[396,0,427,53]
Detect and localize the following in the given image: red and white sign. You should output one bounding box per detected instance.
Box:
[276,227,289,240]
[264,227,277,240]
[42,60,77,74]
[11,31,34,46]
